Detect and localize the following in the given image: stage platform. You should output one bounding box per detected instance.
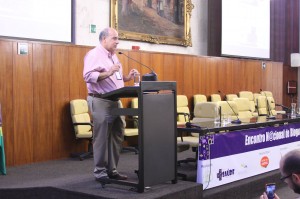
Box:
[0,150,298,199]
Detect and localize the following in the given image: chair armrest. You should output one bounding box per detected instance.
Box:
[177,112,191,122]
[177,112,190,117]
[73,122,93,127]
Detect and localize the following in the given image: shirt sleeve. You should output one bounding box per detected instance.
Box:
[83,51,105,83]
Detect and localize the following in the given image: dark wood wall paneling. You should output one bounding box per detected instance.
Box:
[32,43,52,162]
[207,0,221,57]
[0,39,284,166]
[0,40,13,166]
[283,0,299,105]
[0,40,92,166]
[13,42,33,165]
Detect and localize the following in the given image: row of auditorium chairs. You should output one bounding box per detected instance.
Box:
[192,91,286,119]
[68,90,284,161]
[176,91,287,165]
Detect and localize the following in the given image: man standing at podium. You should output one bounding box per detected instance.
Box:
[83,27,138,182]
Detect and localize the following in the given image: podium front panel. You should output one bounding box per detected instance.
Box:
[103,82,177,192]
[142,93,176,186]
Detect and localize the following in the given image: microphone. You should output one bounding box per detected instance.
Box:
[186,122,201,129]
[219,90,241,124]
[260,89,276,119]
[217,90,223,101]
[118,52,158,81]
[276,104,291,113]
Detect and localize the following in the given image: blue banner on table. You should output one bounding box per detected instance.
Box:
[197,123,300,189]
[0,127,6,175]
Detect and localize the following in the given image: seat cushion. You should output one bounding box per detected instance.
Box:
[72,113,92,136]
[124,128,138,136]
[76,131,93,138]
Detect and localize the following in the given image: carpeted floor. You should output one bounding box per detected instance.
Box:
[0,149,298,199]
[0,150,202,199]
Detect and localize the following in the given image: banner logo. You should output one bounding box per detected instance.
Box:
[217,168,235,181]
[260,156,269,168]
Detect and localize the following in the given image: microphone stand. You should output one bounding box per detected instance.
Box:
[118,52,158,81]
[218,91,241,124]
[225,99,241,124]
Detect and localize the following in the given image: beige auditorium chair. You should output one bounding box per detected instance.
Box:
[260,90,286,115]
[192,102,218,123]
[256,96,272,116]
[253,93,262,110]
[179,102,218,163]
[70,99,93,161]
[267,96,278,116]
[193,94,207,107]
[176,95,191,126]
[233,98,253,119]
[260,91,277,115]
[217,101,239,122]
[239,91,258,117]
[119,100,139,154]
[211,94,222,102]
[225,94,238,101]
[260,90,273,97]
[131,98,139,128]
[176,95,198,165]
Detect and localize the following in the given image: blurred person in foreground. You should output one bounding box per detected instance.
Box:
[260,149,300,199]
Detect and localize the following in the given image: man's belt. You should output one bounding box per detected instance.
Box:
[88,93,103,98]
[88,93,119,101]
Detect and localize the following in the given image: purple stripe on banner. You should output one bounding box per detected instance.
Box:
[199,123,300,160]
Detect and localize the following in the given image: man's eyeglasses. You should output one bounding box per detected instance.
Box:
[280,173,292,181]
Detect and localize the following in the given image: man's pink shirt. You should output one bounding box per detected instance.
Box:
[83,44,124,94]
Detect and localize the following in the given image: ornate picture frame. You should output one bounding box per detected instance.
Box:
[110,0,194,47]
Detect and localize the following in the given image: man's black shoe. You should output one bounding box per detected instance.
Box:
[108,173,128,180]
[95,176,111,184]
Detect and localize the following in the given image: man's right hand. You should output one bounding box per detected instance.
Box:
[108,64,120,76]
[97,64,121,81]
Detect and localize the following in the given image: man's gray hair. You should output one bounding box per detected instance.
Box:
[99,28,110,41]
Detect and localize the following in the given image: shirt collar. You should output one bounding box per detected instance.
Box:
[97,43,115,59]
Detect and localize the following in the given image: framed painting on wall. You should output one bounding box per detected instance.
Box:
[110,0,194,47]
